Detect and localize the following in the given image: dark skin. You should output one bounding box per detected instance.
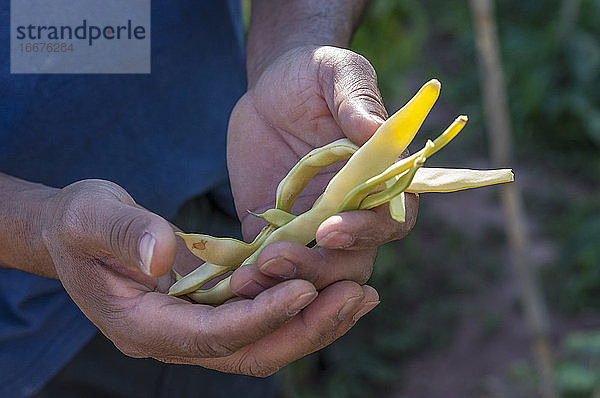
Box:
[0,0,417,377]
[228,45,418,299]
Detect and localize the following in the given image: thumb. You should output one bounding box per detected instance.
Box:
[92,200,177,277]
[317,48,387,145]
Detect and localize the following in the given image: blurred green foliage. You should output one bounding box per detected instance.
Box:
[507,331,600,397]
[281,208,506,397]
[546,196,600,312]
[505,331,600,398]
[353,0,600,167]
[278,0,599,396]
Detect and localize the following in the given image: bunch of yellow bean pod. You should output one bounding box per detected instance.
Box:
[168,79,514,305]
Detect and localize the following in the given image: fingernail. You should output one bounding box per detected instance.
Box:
[352,301,380,322]
[288,291,318,316]
[139,233,155,275]
[236,280,265,298]
[260,256,296,278]
[319,232,353,249]
[337,296,363,321]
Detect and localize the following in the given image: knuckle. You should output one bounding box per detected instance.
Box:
[354,233,382,248]
[252,365,279,378]
[348,50,375,71]
[193,334,236,358]
[106,212,140,260]
[309,252,329,288]
[342,52,378,86]
[192,319,238,357]
[60,203,87,238]
[311,272,327,290]
[305,318,337,349]
[318,47,380,92]
[71,179,134,205]
[47,179,136,246]
[233,351,280,378]
[252,316,279,337]
[51,192,94,245]
[344,249,375,285]
[356,261,374,285]
[331,49,376,79]
[206,339,236,357]
[309,329,335,350]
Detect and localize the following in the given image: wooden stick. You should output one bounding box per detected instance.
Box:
[469,0,558,396]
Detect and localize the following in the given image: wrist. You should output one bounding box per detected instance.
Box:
[37,186,61,278]
[246,0,367,86]
[0,174,59,278]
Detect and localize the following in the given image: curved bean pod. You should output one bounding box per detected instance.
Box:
[233,80,443,275]
[316,79,440,211]
[175,225,275,267]
[275,138,358,212]
[172,269,183,282]
[170,79,515,306]
[248,208,297,228]
[337,116,467,212]
[172,140,356,298]
[168,262,234,296]
[171,139,357,299]
[186,275,234,305]
[388,190,406,222]
[359,152,427,210]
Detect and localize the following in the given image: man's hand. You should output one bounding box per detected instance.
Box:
[227,46,418,299]
[29,178,375,376]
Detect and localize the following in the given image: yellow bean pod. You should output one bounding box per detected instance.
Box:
[275,138,358,212]
[338,116,467,212]
[406,168,514,193]
[172,269,183,282]
[169,79,516,306]
[186,276,234,306]
[168,262,233,296]
[175,225,274,267]
[319,79,441,210]
[359,150,427,210]
[248,208,297,228]
[234,80,443,272]
[388,190,406,222]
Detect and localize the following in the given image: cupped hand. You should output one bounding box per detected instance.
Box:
[41,179,377,376]
[228,46,418,297]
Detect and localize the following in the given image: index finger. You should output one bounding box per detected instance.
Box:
[197,281,380,377]
[315,192,418,250]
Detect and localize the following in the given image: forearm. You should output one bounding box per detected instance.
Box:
[0,173,58,278]
[246,0,368,85]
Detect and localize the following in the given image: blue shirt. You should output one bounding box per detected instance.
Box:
[0,1,246,396]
